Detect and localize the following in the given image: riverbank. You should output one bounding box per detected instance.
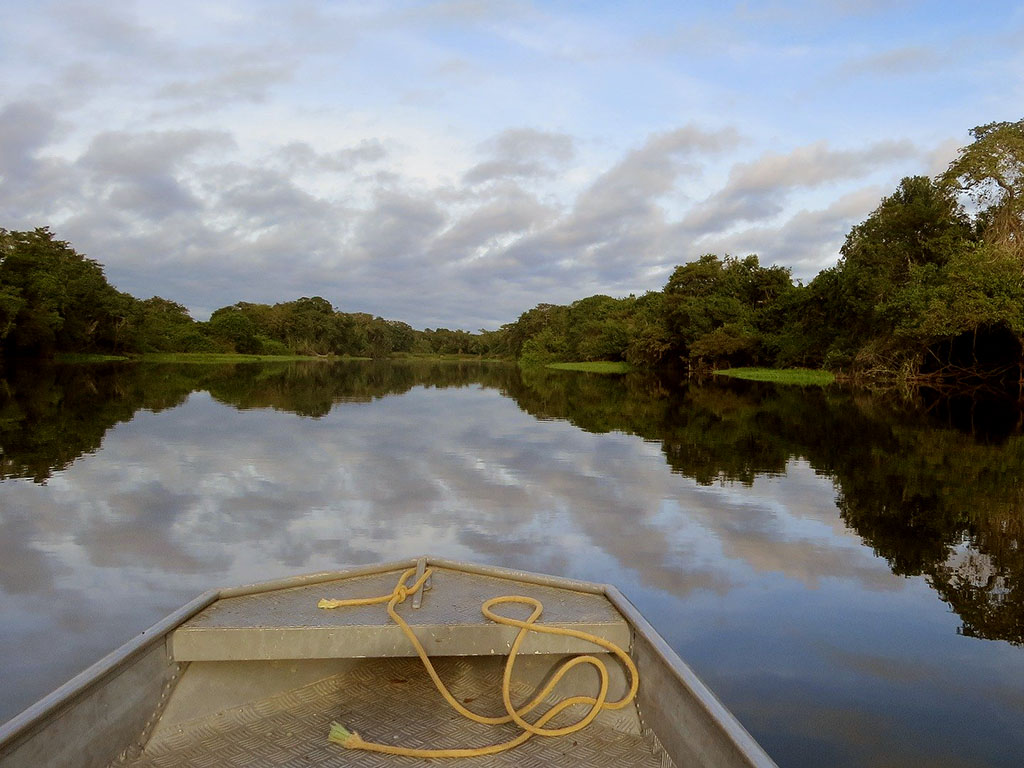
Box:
[55,352,352,364]
[545,361,632,373]
[53,352,510,365]
[713,367,835,385]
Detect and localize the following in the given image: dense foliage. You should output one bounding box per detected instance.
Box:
[3,120,1022,384]
[0,228,134,355]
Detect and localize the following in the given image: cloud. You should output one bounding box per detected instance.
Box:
[0,105,927,329]
[53,1,168,60]
[682,140,918,234]
[838,45,943,78]
[394,0,535,27]
[0,102,80,222]
[74,129,234,221]
[0,101,60,181]
[463,128,575,184]
[156,63,296,111]
[733,0,918,28]
[924,138,961,177]
[79,129,234,177]
[687,185,887,278]
[274,139,388,173]
[352,189,448,268]
[477,125,741,291]
[213,166,339,239]
[576,126,740,221]
[819,0,918,16]
[429,183,555,261]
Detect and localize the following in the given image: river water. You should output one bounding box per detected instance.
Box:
[0,360,1021,767]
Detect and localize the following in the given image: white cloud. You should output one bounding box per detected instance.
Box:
[682,140,918,234]
[463,128,575,184]
[155,63,296,112]
[690,185,888,279]
[0,1,1014,328]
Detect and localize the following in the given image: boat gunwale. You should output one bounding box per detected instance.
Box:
[0,557,423,749]
[0,590,218,750]
[605,586,776,768]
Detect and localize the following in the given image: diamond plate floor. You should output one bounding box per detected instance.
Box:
[114,657,669,768]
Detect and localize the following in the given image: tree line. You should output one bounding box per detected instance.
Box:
[0,230,498,360]
[497,120,1024,385]
[2,119,1022,383]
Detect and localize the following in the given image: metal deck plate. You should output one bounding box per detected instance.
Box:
[172,567,631,661]
[114,657,668,768]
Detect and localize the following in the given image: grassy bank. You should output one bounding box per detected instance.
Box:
[55,353,131,363]
[713,367,835,385]
[389,352,509,363]
[137,353,350,364]
[51,352,508,365]
[546,361,632,374]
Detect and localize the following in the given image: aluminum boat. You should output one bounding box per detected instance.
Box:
[0,556,777,767]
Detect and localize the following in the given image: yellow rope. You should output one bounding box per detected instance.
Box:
[317,566,639,758]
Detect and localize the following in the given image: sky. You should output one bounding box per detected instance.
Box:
[1,1,1022,330]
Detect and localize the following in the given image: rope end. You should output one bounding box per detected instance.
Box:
[328,721,364,748]
[318,598,338,609]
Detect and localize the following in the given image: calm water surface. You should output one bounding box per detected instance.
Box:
[0,360,1022,767]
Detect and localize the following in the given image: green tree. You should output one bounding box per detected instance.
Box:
[0,228,128,355]
[887,245,1024,343]
[279,297,337,355]
[566,295,630,362]
[941,119,1024,261]
[623,292,671,367]
[207,306,262,354]
[664,254,793,369]
[423,328,478,355]
[500,304,569,359]
[821,177,974,371]
[0,283,25,344]
[131,297,203,352]
[519,325,569,365]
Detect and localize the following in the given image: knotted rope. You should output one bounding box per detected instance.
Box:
[318,566,639,758]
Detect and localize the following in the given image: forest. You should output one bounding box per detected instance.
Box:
[1,120,1022,387]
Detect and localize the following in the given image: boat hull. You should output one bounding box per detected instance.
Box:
[0,557,777,768]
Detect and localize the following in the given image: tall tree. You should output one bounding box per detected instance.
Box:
[941,119,1024,261]
[830,176,973,361]
[664,254,793,369]
[131,296,203,352]
[0,228,128,355]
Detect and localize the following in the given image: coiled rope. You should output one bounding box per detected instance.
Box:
[317,566,639,758]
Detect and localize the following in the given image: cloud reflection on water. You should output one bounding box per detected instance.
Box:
[0,384,889,702]
[1,367,1022,767]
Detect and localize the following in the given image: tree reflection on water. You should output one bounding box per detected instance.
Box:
[0,358,1021,645]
